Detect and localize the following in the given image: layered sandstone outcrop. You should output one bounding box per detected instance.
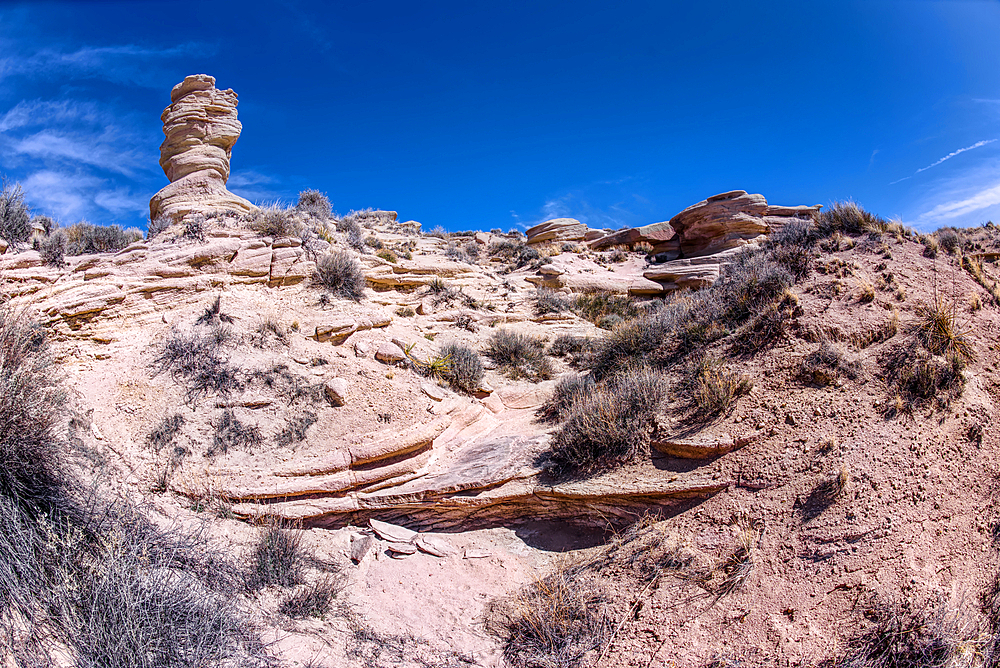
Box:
[525,218,592,245]
[149,75,255,222]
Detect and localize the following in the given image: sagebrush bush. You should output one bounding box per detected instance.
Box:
[314,252,367,302]
[296,189,331,219]
[572,291,639,328]
[35,229,67,267]
[64,222,142,255]
[547,367,665,475]
[147,214,172,239]
[537,373,594,423]
[936,227,963,255]
[0,177,31,244]
[437,342,484,394]
[247,204,299,237]
[688,357,752,418]
[800,341,861,386]
[532,288,572,315]
[484,330,553,381]
[487,239,541,273]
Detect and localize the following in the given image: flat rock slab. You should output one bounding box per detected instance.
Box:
[415,535,455,557]
[350,534,374,563]
[370,518,417,543]
[651,432,758,459]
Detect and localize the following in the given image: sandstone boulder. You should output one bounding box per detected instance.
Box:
[668,190,821,258]
[590,220,677,253]
[149,75,255,222]
[324,378,348,406]
[525,218,589,245]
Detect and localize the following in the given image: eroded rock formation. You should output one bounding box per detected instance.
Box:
[149,75,255,222]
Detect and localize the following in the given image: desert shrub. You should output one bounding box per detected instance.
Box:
[147,214,172,239]
[836,601,978,668]
[768,219,817,279]
[0,306,267,667]
[252,364,323,405]
[634,241,654,254]
[912,300,974,360]
[485,566,610,668]
[315,252,367,302]
[714,250,794,323]
[35,229,67,267]
[572,291,640,328]
[484,330,553,381]
[147,414,185,453]
[277,411,318,448]
[816,200,887,237]
[936,227,963,255]
[32,214,57,236]
[248,525,304,590]
[395,306,416,317]
[196,296,235,326]
[547,367,665,475]
[437,342,484,394]
[335,214,361,234]
[376,248,397,263]
[444,240,475,264]
[730,298,794,355]
[532,288,572,315]
[922,235,940,258]
[208,410,262,457]
[247,204,299,237]
[296,189,331,219]
[280,578,340,619]
[800,341,861,386]
[65,222,142,255]
[881,344,966,415]
[487,239,541,272]
[182,216,206,242]
[608,247,628,263]
[250,319,288,348]
[0,177,31,244]
[688,357,752,418]
[150,327,244,406]
[548,334,589,358]
[537,373,594,423]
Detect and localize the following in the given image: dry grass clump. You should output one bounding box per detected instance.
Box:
[686,357,752,418]
[436,342,485,394]
[537,373,594,423]
[532,288,573,316]
[800,341,862,386]
[836,601,986,668]
[376,247,397,263]
[546,367,665,475]
[936,227,965,255]
[880,344,967,416]
[246,203,299,237]
[485,564,611,668]
[296,189,331,219]
[247,523,305,591]
[151,327,244,406]
[276,411,318,448]
[912,299,975,361]
[147,414,185,453]
[208,409,262,457]
[484,330,553,381]
[797,467,850,520]
[280,577,341,619]
[314,251,367,302]
[816,200,888,238]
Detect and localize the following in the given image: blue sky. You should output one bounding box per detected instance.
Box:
[1,0,999,233]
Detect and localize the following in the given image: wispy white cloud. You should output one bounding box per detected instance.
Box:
[892,139,997,185]
[0,100,105,132]
[13,130,150,176]
[0,42,213,87]
[917,179,1000,224]
[21,170,103,221]
[915,139,996,174]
